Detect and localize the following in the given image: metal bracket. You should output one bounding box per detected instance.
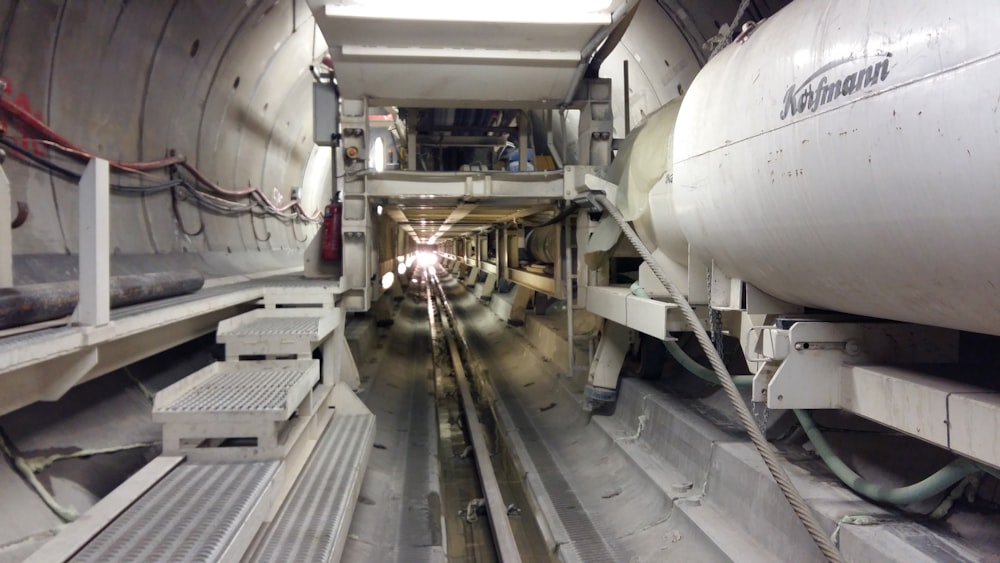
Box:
[754,322,959,409]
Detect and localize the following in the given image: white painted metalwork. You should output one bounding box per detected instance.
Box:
[74,158,110,327]
[585,286,682,341]
[755,322,959,410]
[154,359,320,460]
[308,0,623,107]
[71,461,280,563]
[366,171,565,199]
[24,456,185,563]
[0,164,11,289]
[587,320,629,392]
[672,0,1000,336]
[250,406,375,562]
[217,308,339,360]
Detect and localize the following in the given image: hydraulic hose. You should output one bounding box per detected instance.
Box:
[663,338,754,387]
[794,409,980,506]
[630,280,990,509]
[594,193,845,563]
[631,282,753,386]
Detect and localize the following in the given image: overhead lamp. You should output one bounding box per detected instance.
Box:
[381,271,395,290]
[371,137,385,173]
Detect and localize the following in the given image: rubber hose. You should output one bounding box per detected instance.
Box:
[794,409,980,506]
[631,283,987,507]
[629,284,754,387]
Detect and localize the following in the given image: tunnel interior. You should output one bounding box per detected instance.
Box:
[2,1,1000,562]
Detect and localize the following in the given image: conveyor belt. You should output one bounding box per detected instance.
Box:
[71,461,278,562]
[251,413,375,562]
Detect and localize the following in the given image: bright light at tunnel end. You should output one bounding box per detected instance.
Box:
[415,251,438,269]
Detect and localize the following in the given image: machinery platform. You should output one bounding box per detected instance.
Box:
[153,360,320,460]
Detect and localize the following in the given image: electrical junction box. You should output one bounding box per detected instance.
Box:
[313,82,339,146]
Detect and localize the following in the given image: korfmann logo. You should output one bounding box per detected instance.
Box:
[779,53,892,120]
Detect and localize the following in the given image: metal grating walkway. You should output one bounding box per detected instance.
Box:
[71,461,278,562]
[496,377,619,562]
[225,317,321,337]
[251,413,376,562]
[155,366,312,417]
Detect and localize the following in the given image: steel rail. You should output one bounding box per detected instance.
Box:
[425,269,522,563]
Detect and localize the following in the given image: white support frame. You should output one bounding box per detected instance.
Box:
[0,163,12,288]
[74,158,110,326]
[587,320,630,392]
[753,322,960,410]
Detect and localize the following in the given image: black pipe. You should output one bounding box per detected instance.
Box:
[0,269,205,329]
[11,201,28,229]
[586,0,643,78]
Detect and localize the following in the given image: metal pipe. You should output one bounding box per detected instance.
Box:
[11,201,28,229]
[587,1,643,77]
[0,270,205,329]
[561,0,642,106]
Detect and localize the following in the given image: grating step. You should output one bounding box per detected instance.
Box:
[250,413,376,562]
[217,308,338,358]
[261,281,340,308]
[153,360,319,423]
[72,461,278,563]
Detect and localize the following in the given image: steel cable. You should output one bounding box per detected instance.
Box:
[592,193,845,563]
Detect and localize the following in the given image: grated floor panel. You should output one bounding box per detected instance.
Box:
[71,461,277,562]
[224,317,321,338]
[251,414,375,562]
[156,367,311,415]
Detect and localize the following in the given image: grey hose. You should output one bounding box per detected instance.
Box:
[794,410,980,506]
[593,193,845,563]
[632,283,991,508]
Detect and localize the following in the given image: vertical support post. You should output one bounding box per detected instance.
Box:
[623,59,631,136]
[585,320,630,407]
[76,158,110,326]
[0,164,12,288]
[518,110,528,172]
[508,285,533,326]
[565,214,575,378]
[508,226,520,273]
[407,126,417,171]
[496,227,507,280]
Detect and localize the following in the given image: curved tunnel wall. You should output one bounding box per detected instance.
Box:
[0,0,777,285]
[0,0,325,283]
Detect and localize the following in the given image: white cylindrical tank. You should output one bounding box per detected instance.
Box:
[672,0,1000,335]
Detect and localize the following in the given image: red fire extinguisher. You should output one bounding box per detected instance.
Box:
[321,200,342,261]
